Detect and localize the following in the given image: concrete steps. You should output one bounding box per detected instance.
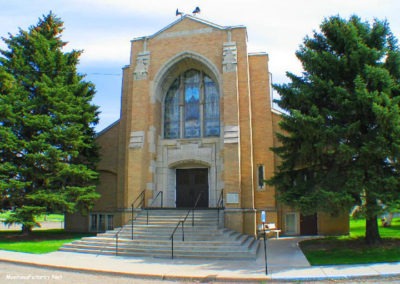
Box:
[60,209,259,259]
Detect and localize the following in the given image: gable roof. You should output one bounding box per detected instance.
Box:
[132,15,245,42]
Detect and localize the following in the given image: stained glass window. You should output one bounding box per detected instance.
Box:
[184,70,201,138]
[204,75,220,137]
[163,69,220,139]
[164,78,180,139]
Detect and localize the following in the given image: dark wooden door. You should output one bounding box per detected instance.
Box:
[176,168,208,208]
[300,213,318,235]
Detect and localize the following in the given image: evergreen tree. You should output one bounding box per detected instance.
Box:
[270,15,400,244]
[0,12,100,233]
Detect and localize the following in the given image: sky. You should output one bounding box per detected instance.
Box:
[1,0,399,131]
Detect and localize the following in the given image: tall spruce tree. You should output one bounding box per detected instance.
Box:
[270,15,400,244]
[0,12,100,233]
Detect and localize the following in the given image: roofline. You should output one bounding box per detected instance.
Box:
[131,15,246,42]
[271,108,283,115]
[248,52,269,57]
[95,120,120,137]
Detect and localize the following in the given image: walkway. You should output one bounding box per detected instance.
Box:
[0,237,399,282]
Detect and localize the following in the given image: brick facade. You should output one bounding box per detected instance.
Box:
[66,15,349,236]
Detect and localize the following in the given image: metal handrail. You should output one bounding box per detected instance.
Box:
[263,230,268,275]
[169,191,203,259]
[146,191,163,225]
[217,189,224,227]
[217,189,224,208]
[114,225,124,256]
[131,190,146,211]
[115,190,145,255]
[131,190,146,239]
[182,192,203,227]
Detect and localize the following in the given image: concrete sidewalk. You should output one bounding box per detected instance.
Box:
[0,237,399,282]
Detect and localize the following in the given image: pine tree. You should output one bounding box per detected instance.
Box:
[0,12,100,233]
[270,15,400,244]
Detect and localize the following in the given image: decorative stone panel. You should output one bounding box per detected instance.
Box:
[168,142,213,166]
[157,28,214,39]
[134,51,150,80]
[226,193,239,204]
[224,125,239,144]
[129,131,145,148]
[148,126,156,153]
[222,42,237,73]
[155,139,223,208]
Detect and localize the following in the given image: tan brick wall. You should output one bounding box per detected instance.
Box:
[235,29,254,212]
[70,16,349,236]
[65,213,88,233]
[96,122,119,172]
[249,54,278,211]
[93,123,119,212]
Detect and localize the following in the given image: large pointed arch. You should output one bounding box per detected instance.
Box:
[152,51,222,103]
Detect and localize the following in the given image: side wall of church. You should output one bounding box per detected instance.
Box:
[248,54,280,230]
[93,123,119,212]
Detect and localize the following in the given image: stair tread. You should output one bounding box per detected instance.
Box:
[60,209,257,260]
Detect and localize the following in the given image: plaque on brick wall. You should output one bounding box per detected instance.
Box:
[226,193,239,204]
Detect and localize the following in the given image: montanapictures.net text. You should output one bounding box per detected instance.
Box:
[6,274,63,280]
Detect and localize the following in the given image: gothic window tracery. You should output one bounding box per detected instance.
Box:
[164,69,220,139]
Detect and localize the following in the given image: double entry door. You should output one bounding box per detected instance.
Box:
[176,168,209,208]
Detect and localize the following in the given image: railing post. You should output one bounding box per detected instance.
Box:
[147,209,149,225]
[161,192,163,208]
[131,204,134,240]
[192,209,194,226]
[264,230,268,275]
[181,221,184,242]
[171,235,174,259]
[115,234,118,256]
[217,208,220,226]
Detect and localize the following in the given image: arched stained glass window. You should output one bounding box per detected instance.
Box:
[184,70,201,138]
[164,78,180,139]
[163,69,220,139]
[204,75,220,137]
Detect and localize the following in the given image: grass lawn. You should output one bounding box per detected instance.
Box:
[300,217,400,265]
[0,229,94,254]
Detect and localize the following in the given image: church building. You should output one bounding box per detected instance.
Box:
[66,15,348,236]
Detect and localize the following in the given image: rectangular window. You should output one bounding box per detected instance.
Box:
[258,164,265,189]
[107,215,114,230]
[99,214,105,232]
[90,214,97,231]
[90,213,114,232]
[285,213,297,235]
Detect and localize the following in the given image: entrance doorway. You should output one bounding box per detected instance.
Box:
[300,213,318,235]
[176,168,209,208]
